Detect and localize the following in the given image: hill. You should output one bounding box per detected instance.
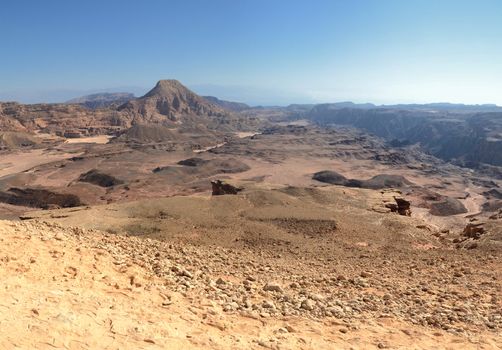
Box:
[118,80,229,124]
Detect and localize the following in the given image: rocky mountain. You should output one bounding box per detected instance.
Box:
[66,92,135,109]
[118,80,230,124]
[203,96,250,112]
[115,79,261,136]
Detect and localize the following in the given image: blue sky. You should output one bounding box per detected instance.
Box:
[1,0,501,105]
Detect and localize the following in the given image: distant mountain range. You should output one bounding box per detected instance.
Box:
[66,92,135,109]
[202,96,250,112]
[285,102,502,113]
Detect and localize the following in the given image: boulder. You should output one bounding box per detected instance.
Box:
[385,197,412,216]
[462,222,486,239]
[211,180,242,196]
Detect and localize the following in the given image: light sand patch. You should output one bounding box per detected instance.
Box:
[228,157,445,189]
[235,132,259,138]
[0,149,79,179]
[65,135,112,144]
[461,185,486,214]
[193,142,226,153]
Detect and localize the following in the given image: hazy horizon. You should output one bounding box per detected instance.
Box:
[2,82,502,108]
[2,0,502,106]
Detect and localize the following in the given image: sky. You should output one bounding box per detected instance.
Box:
[1,0,502,106]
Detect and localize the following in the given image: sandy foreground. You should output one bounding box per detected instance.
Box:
[0,220,500,350]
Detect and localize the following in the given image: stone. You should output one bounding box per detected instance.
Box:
[462,223,486,239]
[262,300,276,309]
[263,282,283,293]
[211,180,242,196]
[309,293,324,301]
[385,197,411,216]
[301,299,315,311]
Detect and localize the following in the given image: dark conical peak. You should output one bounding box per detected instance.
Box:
[142,79,193,99]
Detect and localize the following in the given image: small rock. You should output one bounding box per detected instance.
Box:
[285,324,296,333]
[262,300,276,309]
[309,293,324,301]
[181,269,193,278]
[301,299,315,311]
[263,282,283,293]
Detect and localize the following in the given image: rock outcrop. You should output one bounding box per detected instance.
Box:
[385,197,412,216]
[211,180,242,195]
[462,222,486,239]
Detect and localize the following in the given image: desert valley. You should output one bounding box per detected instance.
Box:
[0,79,500,349]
